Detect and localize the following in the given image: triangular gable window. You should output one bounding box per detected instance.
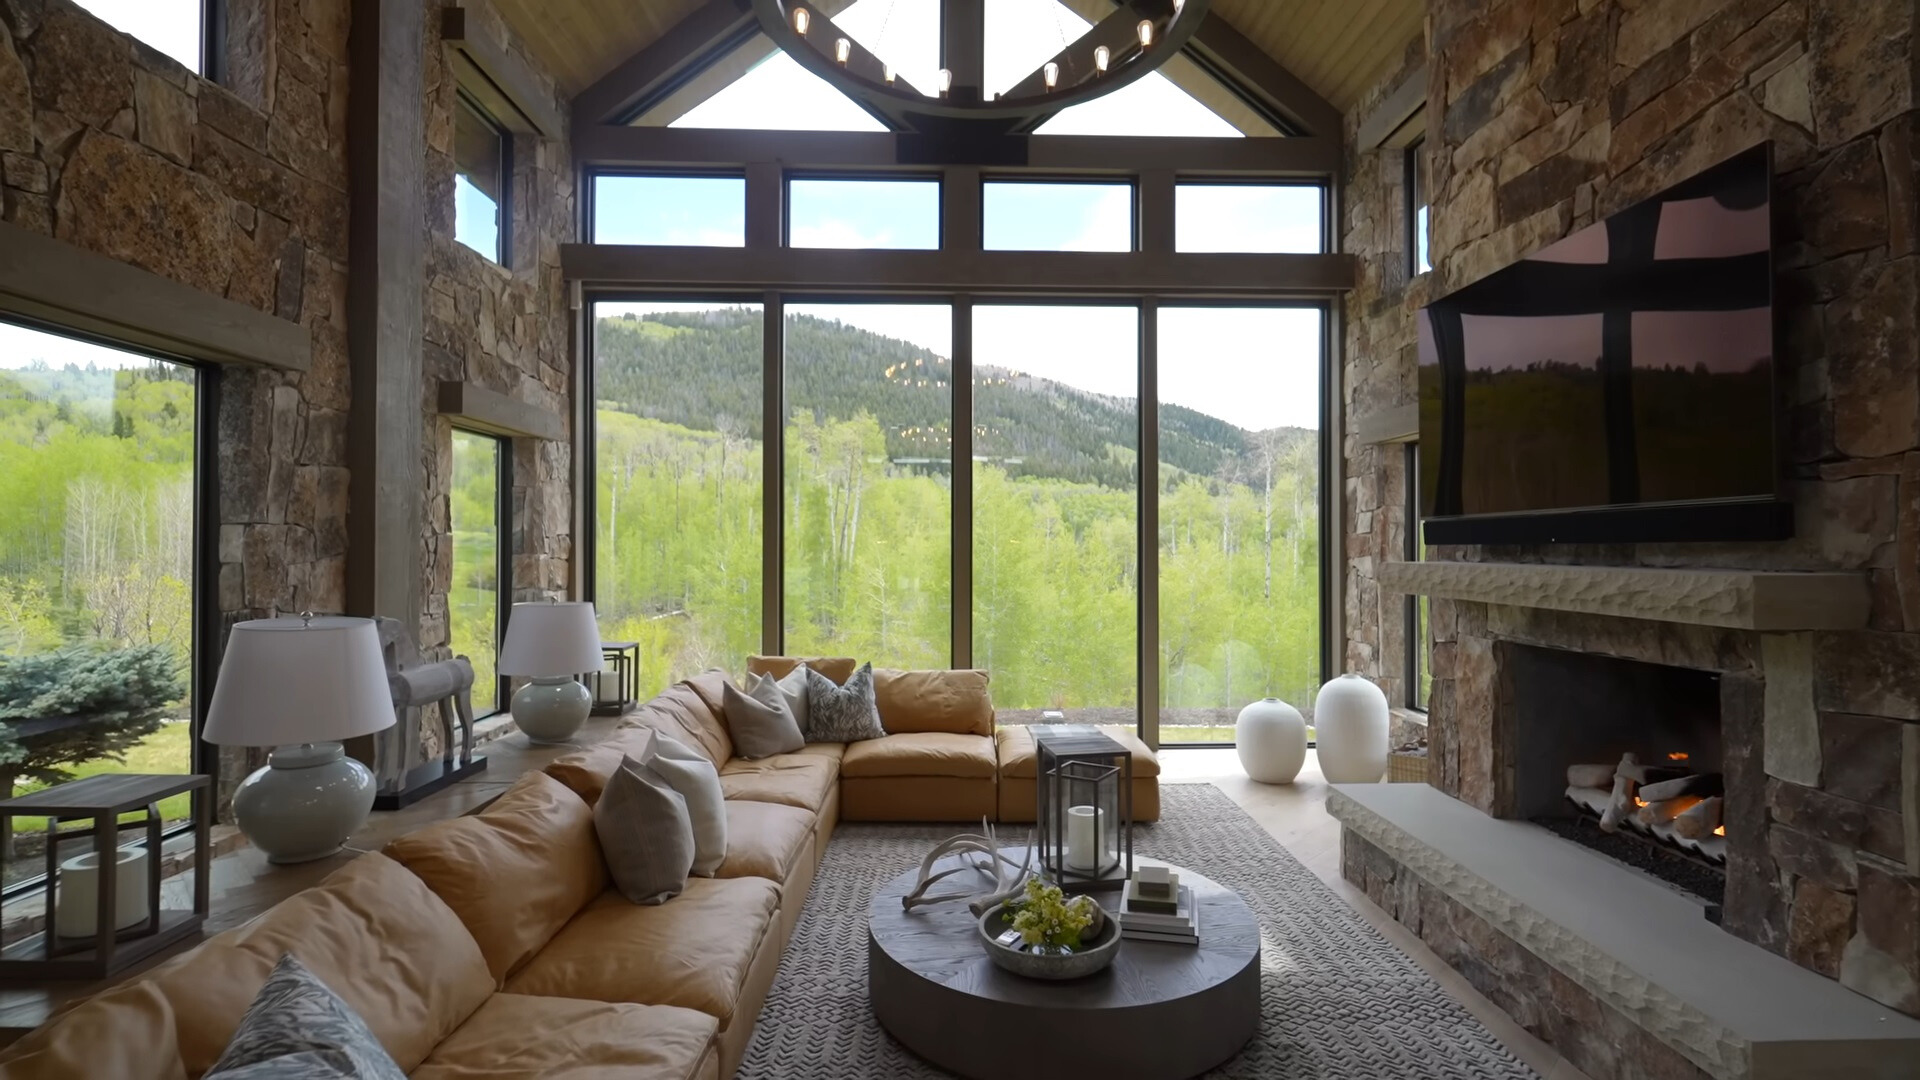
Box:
[644,0,1267,136]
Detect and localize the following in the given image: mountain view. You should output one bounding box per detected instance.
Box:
[581,306,1322,736]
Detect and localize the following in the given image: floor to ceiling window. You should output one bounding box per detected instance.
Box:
[972,305,1137,723]
[784,303,953,669]
[593,301,765,698]
[0,319,201,883]
[1156,307,1323,743]
[448,430,504,714]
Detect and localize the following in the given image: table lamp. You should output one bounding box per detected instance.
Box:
[203,615,395,864]
[498,600,603,744]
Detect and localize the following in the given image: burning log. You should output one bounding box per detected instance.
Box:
[1614,752,1690,786]
[1672,796,1723,841]
[1638,773,1723,802]
[1635,794,1703,826]
[1567,763,1616,788]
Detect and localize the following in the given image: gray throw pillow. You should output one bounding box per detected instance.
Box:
[804,662,885,742]
[645,734,728,877]
[723,674,805,758]
[775,662,811,736]
[595,754,695,905]
[206,953,405,1079]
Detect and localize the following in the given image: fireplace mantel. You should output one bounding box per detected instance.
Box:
[1377,561,1871,631]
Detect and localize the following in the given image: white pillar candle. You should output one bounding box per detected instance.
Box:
[56,846,151,939]
[1066,805,1100,871]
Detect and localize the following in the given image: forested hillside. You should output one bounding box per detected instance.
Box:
[591,307,1321,735]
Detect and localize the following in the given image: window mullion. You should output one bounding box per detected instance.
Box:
[1137,299,1160,751]
[762,294,784,656]
[950,295,973,670]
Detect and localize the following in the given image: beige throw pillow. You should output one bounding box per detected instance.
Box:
[723,674,806,759]
[646,734,728,877]
[775,663,811,737]
[594,755,694,905]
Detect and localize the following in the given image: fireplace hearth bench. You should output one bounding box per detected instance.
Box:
[1330,783,1920,1080]
[0,660,1159,1079]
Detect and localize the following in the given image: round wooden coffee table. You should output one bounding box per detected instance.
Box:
[868,847,1261,1080]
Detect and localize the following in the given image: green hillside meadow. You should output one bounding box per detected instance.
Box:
[584,307,1321,737]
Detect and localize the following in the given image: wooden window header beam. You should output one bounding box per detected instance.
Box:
[576,126,1341,177]
[442,6,565,137]
[562,244,1354,296]
[1357,64,1428,152]
[437,380,566,441]
[0,221,310,371]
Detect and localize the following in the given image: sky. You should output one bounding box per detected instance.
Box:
[71,0,203,73]
[0,319,173,371]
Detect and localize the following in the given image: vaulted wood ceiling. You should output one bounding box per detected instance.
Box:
[492,0,1423,116]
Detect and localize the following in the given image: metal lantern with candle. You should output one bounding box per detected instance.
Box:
[1033,725,1133,893]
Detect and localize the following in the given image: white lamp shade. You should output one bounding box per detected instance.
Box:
[498,601,604,677]
[203,617,396,746]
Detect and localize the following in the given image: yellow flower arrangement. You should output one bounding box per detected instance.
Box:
[1009,877,1100,951]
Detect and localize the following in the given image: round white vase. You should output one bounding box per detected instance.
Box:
[1314,673,1390,783]
[1235,698,1307,784]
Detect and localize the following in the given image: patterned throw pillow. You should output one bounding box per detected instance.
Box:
[206,954,406,1079]
[804,662,885,742]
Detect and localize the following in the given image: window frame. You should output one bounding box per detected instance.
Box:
[782,173,945,251]
[448,426,514,719]
[1171,178,1330,255]
[0,314,219,901]
[978,177,1139,253]
[586,170,750,248]
[581,287,1334,752]
[1405,137,1430,279]
[1403,440,1427,712]
[453,89,514,266]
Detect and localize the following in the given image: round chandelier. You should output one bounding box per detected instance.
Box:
[752,0,1210,136]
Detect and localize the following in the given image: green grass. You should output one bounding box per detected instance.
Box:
[9,722,195,834]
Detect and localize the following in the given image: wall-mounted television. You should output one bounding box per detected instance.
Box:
[1418,143,1790,545]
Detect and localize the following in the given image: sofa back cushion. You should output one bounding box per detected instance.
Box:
[875,668,994,736]
[0,979,186,1080]
[747,655,856,685]
[640,682,734,765]
[383,771,607,984]
[545,727,656,806]
[143,852,493,1076]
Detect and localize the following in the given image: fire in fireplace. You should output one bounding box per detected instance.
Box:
[1563,753,1727,864]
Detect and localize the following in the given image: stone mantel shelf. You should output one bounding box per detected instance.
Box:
[1376,561,1871,632]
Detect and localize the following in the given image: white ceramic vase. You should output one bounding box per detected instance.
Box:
[1313,674,1389,783]
[1235,698,1307,784]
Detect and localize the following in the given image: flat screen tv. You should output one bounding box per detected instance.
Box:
[1417,143,1790,545]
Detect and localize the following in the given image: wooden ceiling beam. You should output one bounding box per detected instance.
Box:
[1182,11,1344,142]
[576,125,1341,174]
[1356,62,1426,151]
[571,0,758,128]
[562,244,1354,295]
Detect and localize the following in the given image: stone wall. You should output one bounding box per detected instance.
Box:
[417,0,574,743]
[1341,0,1920,1016]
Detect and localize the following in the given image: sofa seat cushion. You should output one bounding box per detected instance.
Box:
[842,732,997,779]
[874,669,994,736]
[717,755,836,811]
[413,994,719,1080]
[504,876,780,1029]
[788,741,845,761]
[384,772,607,985]
[714,801,816,885]
[995,724,1161,778]
[141,852,494,1076]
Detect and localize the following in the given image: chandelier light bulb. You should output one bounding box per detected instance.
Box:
[1173,0,1185,14]
[1137,19,1154,47]
[884,63,895,84]
[1043,61,1059,89]
[792,7,809,34]
[835,36,851,64]
[939,68,953,94]
[1094,45,1110,73]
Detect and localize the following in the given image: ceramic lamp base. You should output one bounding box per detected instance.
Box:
[513,676,591,744]
[233,742,376,865]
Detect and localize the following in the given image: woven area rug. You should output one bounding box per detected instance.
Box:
[738,783,1540,1079]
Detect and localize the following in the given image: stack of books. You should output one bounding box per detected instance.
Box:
[1118,867,1199,945]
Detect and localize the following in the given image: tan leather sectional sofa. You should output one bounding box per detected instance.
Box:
[0,661,1158,1080]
